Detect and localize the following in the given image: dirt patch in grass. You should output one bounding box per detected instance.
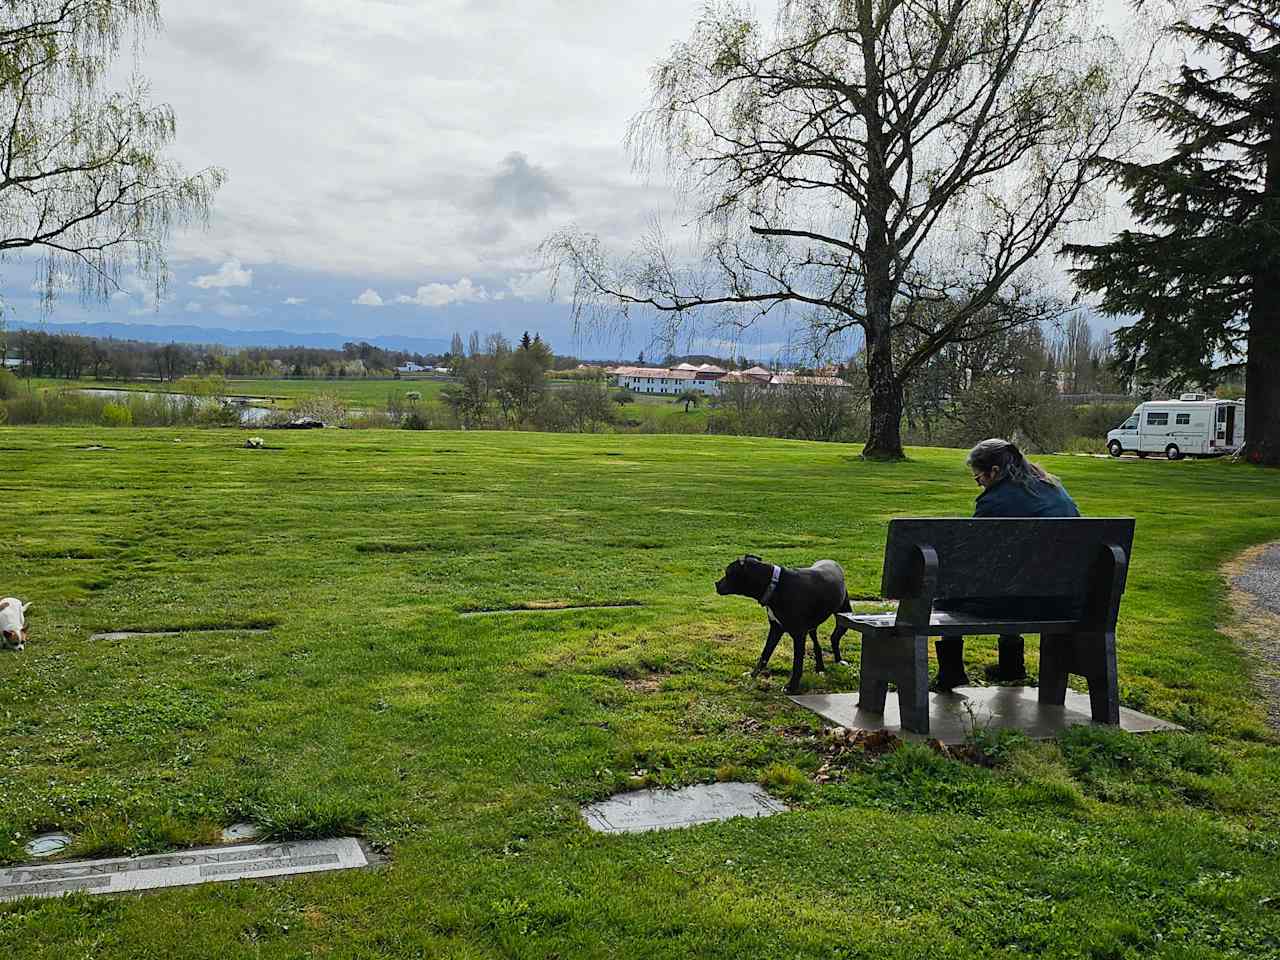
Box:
[1223,543,1280,735]
[460,600,642,617]
[623,673,670,693]
[354,541,436,554]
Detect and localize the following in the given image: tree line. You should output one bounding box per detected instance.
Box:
[3,328,444,381]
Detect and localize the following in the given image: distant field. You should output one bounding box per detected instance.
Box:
[1,428,1278,958]
[15,376,719,427]
[17,376,453,410]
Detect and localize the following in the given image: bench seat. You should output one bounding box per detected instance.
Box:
[839,611,1080,637]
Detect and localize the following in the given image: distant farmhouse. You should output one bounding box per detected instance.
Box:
[604,362,849,396]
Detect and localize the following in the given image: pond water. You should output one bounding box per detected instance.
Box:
[75,388,276,423]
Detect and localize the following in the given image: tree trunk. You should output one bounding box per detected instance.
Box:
[856,1,904,461]
[859,173,904,459]
[1245,89,1280,467]
[863,318,905,459]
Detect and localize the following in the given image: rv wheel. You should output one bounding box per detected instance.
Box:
[1166,444,1182,461]
[1107,441,1122,458]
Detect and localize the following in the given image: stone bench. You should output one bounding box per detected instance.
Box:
[837,518,1135,736]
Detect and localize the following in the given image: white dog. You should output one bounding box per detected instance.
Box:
[0,598,30,651]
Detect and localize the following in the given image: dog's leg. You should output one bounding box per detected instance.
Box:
[830,621,849,665]
[785,633,806,694]
[831,596,852,664]
[809,629,825,673]
[752,623,784,677]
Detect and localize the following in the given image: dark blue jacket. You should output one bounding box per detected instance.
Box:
[974,477,1080,519]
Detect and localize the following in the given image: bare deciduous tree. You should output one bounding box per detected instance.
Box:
[545,0,1159,458]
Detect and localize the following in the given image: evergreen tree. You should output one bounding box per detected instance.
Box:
[519,330,533,351]
[1066,0,1280,464]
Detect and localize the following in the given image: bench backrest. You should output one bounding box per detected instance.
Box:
[881,518,1135,612]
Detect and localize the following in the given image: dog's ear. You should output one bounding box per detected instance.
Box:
[0,601,8,613]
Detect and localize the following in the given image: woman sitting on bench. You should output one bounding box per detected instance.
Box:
[934,438,1081,691]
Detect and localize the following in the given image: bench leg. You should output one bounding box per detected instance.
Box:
[858,633,889,714]
[897,634,930,735]
[1038,633,1071,707]
[1080,630,1120,725]
[857,631,930,735]
[1038,631,1120,725]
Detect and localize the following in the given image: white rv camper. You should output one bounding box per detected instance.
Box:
[1106,395,1245,460]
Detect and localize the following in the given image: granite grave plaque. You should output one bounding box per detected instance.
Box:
[581,782,788,834]
[0,837,368,902]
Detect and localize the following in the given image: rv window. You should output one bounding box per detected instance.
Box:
[1175,413,1191,425]
[1147,412,1169,426]
[1217,406,1228,422]
[1121,416,1138,430]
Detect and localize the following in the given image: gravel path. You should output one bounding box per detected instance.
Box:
[1229,543,1280,733]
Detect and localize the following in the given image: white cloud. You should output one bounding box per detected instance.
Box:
[191,258,253,289]
[185,301,203,312]
[395,277,488,307]
[353,288,384,307]
[507,270,556,302]
[282,296,307,305]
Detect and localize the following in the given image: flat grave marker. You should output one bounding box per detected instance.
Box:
[581,782,787,834]
[0,838,368,902]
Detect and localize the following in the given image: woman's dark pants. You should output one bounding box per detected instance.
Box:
[935,634,1026,689]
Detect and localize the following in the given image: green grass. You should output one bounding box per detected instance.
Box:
[1,428,1279,958]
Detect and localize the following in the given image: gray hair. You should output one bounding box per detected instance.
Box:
[966,438,1057,488]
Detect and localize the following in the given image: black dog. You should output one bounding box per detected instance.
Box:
[715,556,852,694]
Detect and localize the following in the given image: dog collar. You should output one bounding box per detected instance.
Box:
[759,565,781,607]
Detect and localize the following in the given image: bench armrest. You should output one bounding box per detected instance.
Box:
[1087,542,1129,630]
[893,543,938,631]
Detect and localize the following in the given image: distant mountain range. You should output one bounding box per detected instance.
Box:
[11,320,453,354]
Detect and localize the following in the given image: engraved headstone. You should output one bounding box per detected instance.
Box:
[581,782,787,834]
[0,837,368,902]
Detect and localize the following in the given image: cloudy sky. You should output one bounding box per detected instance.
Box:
[2,0,1155,360]
[0,0,755,358]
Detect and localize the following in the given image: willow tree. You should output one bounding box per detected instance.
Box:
[546,0,1157,458]
[0,1,224,306]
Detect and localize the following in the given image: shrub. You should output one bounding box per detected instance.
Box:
[101,402,133,427]
[402,411,431,430]
[0,369,18,400]
[291,393,349,426]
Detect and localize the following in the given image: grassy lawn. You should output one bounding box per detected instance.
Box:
[1,428,1278,958]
